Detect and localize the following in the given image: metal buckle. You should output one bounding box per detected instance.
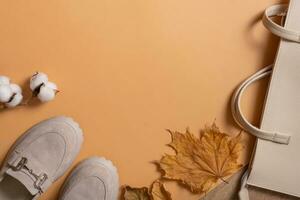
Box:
[11,157,48,191]
[13,157,28,171]
[34,173,48,189]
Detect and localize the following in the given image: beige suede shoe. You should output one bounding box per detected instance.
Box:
[0,116,83,200]
[59,157,119,200]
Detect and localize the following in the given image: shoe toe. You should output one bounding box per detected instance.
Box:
[59,157,119,200]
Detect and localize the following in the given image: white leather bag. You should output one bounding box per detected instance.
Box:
[232,0,300,199]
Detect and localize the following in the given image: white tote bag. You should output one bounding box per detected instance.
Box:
[232,0,300,198]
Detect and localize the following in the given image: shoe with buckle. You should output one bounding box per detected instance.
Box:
[59,157,119,200]
[0,116,83,200]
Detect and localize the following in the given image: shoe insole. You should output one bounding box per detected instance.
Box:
[0,175,32,200]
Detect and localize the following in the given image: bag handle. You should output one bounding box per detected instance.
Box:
[263,4,300,43]
[231,65,291,144]
[232,4,294,144]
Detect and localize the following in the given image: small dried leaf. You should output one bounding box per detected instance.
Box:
[150,180,172,200]
[159,123,243,194]
[123,180,172,200]
[123,186,151,200]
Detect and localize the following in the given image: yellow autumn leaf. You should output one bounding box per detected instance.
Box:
[150,180,172,200]
[123,180,172,200]
[159,123,243,194]
[123,186,151,200]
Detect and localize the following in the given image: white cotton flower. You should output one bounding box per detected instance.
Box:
[37,84,55,102]
[10,83,22,94]
[30,72,48,91]
[0,76,10,85]
[45,82,58,91]
[29,72,58,103]
[0,84,13,103]
[5,93,23,108]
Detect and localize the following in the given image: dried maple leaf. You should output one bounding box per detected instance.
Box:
[150,180,172,200]
[123,186,151,200]
[159,123,243,194]
[123,180,172,200]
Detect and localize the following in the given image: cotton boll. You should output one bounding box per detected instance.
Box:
[0,85,13,102]
[0,76,10,85]
[5,93,23,108]
[45,82,58,91]
[37,84,55,102]
[30,72,48,91]
[10,83,22,94]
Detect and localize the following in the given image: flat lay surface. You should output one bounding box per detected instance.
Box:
[0,0,286,199]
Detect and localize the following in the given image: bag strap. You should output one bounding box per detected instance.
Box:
[231,64,291,144]
[263,4,300,42]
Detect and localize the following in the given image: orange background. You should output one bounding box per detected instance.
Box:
[0,0,285,199]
